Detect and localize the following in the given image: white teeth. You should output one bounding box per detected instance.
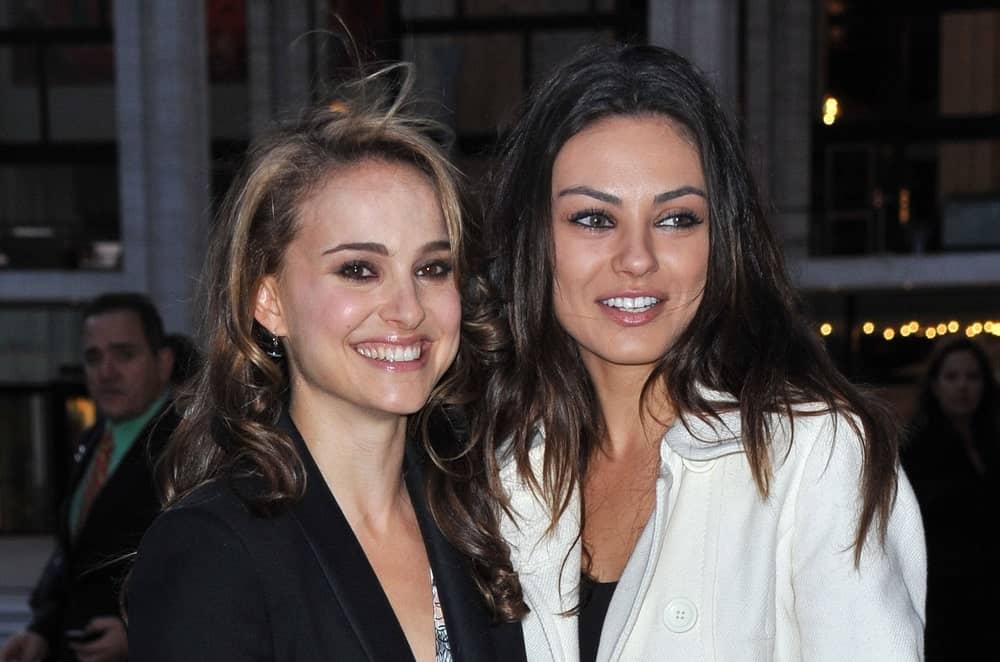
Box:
[356,344,421,362]
[600,296,660,312]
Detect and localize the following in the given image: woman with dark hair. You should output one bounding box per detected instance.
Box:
[433,44,926,661]
[126,65,524,662]
[903,338,998,660]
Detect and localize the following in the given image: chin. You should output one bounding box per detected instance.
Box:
[369,396,428,417]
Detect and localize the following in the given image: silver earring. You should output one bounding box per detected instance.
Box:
[264,332,284,359]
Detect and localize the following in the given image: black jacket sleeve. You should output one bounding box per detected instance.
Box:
[126,506,273,661]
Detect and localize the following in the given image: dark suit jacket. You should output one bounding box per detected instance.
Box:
[28,398,177,652]
[127,413,525,661]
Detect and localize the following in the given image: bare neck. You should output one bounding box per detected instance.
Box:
[289,392,411,533]
[584,361,674,455]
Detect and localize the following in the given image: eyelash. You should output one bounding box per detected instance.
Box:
[416,260,454,279]
[336,259,454,282]
[567,207,705,230]
[337,261,376,281]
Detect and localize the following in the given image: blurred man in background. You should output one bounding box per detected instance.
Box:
[1,293,176,662]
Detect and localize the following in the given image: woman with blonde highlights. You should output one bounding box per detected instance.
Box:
[440,44,926,661]
[127,65,525,662]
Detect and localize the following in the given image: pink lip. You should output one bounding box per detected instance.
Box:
[595,291,667,328]
[351,337,431,373]
[599,303,663,327]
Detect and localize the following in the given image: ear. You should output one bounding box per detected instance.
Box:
[156,345,175,385]
[254,276,287,337]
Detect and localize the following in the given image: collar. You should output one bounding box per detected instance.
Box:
[107,392,170,446]
[662,387,744,462]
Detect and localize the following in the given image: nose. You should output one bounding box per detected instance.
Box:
[379,276,426,330]
[612,222,658,277]
[96,356,120,381]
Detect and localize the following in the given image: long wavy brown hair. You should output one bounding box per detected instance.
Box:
[160,63,469,515]
[432,43,903,618]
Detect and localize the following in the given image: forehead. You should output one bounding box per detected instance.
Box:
[293,159,448,244]
[939,350,981,373]
[552,114,704,190]
[82,310,147,348]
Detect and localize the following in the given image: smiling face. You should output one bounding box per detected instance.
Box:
[255,159,461,421]
[550,114,710,378]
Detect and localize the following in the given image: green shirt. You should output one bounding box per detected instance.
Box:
[68,393,168,533]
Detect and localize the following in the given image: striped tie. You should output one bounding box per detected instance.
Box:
[76,426,114,533]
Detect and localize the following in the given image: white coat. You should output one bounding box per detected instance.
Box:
[499,398,926,662]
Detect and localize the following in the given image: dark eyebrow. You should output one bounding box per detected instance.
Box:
[653,186,707,203]
[323,242,388,256]
[556,186,621,205]
[557,185,708,205]
[322,240,451,256]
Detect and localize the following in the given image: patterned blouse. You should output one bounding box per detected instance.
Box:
[431,570,452,661]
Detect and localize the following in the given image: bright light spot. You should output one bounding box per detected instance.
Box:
[985,321,994,333]
[883,328,895,340]
[948,320,959,333]
[966,326,976,337]
[822,96,840,125]
[973,322,983,334]
[900,326,911,337]
[936,323,948,335]
[820,323,833,336]
[925,328,937,339]
[907,321,919,332]
[862,321,875,335]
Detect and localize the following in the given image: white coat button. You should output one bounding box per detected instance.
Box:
[662,598,698,633]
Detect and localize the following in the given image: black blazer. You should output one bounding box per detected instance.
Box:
[28,399,177,648]
[127,414,525,662]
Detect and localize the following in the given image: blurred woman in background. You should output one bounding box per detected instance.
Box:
[904,338,998,660]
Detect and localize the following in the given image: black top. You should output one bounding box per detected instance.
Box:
[578,574,618,662]
[128,411,525,662]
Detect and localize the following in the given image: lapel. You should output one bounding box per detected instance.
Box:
[405,439,526,662]
[60,423,105,542]
[281,414,415,662]
[65,403,173,545]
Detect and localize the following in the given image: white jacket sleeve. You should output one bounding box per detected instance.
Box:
[788,414,926,661]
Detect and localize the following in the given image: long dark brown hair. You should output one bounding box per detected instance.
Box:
[160,63,468,514]
[432,43,903,618]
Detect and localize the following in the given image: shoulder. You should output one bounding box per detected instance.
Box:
[164,473,272,527]
[496,426,546,490]
[765,404,869,484]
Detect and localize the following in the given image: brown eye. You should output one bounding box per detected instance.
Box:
[569,209,614,229]
[416,260,453,279]
[337,261,377,281]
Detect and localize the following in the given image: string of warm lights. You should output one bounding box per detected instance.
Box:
[817,320,1000,341]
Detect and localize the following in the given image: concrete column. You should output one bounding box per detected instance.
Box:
[247,1,317,136]
[114,0,210,333]
[650,0,815,262]
[647,0,740,113]
[760,0,820,261]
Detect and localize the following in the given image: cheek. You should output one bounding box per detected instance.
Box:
[553,243,601,295]
[434,285,462,338]
[295,286,369,337]
[679,237,710,290]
